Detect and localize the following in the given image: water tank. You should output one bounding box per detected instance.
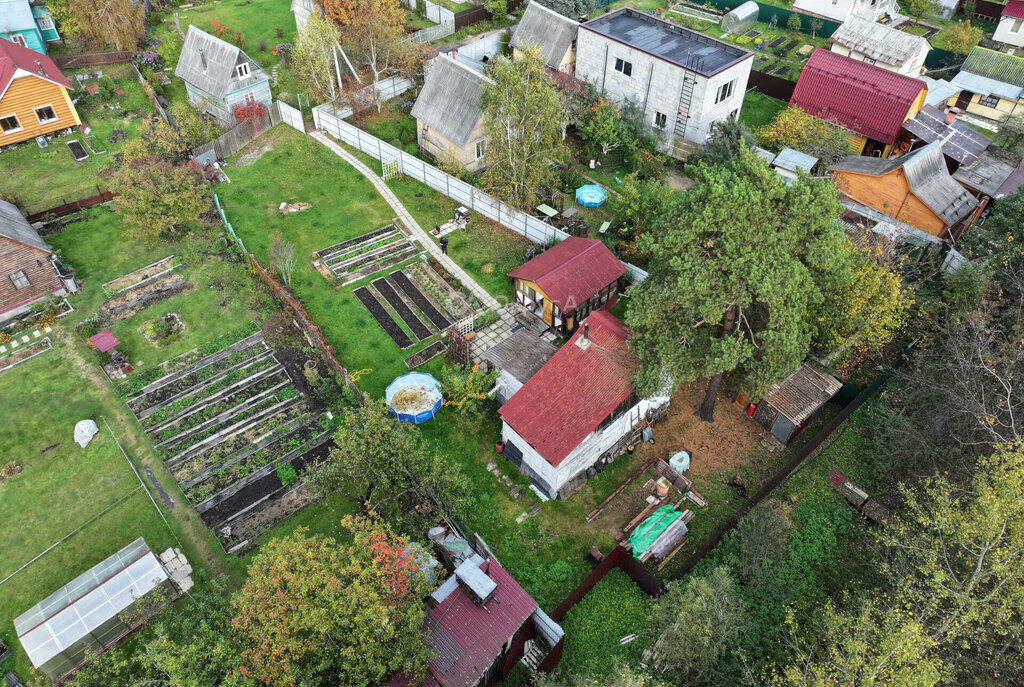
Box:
[721,1,759,36]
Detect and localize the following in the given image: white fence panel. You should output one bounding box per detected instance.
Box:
[277,101,304,132]
[310,102,650,283]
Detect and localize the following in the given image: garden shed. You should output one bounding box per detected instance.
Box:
[721,2,758,36]
[750,364,842,444]
[482,328,558,404]
[14,538,176,682]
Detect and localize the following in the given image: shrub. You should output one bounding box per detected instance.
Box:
[131,50,162,71]
[276,462,298,486]
[0,331,10,344]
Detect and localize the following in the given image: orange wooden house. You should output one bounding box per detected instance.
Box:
[0,38,80,147]
[831,141,980,241]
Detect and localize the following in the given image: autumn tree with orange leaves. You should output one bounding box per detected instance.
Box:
[318,0,404,29]
[232,521,433,687]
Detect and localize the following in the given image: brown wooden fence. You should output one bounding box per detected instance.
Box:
[26,190,117,223]
[52,51,133,69]
[249,255,365,402]
[192,105,283,161]
[747,70,796,102]
[970,0,1005,20]
[453,0,522,30]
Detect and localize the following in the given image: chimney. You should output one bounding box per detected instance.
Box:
[576,321,591,350]
[35,60,46,77]
[946,107,961,125]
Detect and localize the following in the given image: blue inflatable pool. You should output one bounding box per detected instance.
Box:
[385,372,443,424]
[576,184,608,207]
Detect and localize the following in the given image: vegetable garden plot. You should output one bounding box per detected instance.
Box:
[371,277,432,340]
[118,326,335,551]
[353,287,414,349]
[389,270,452,330]
[314,224,422,285]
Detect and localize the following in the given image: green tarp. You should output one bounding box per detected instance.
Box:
[630,505,682,559]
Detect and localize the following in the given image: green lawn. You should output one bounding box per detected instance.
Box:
[0,343,184,678]
[354,101,419,157]
[217,127,445,397]
[0,64,153,211]
[152,0,296,66]
[740,91,788,131]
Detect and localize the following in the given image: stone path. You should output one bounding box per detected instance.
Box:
[310,131,519,359]
[0,325,52,355]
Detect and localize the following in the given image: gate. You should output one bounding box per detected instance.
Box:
[278,100,305,132]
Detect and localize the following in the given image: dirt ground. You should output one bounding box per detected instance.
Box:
[634,381,768,479]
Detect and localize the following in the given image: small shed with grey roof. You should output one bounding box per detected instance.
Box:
[411,55,493,172]
[771,147,818,183]
[482,328,558,403]
[752,364,842,444]
[174,25,272,126]
[953,152,1023,198]
[829,16,930,76]
[510,1,580,72]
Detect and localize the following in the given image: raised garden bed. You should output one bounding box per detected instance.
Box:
[372,277,432,339]
[315,224,422,285]
[0,337,52,373]
[102,255,179,293]
[405,262,471,321]
[390,269,453,329]
[101,273,189,320]
[353,286,414,349]
[404,340,447,369]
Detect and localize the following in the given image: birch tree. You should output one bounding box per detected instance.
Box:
[481,47,563,209]
[345,0,426,112]
[68,0,144,51]
[292,9,341,103]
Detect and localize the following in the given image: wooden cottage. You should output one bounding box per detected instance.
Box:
[790,49,926,157]
[174,26,272,127]
[508,237,624,337]
[831,141,979,241]
[0,199,77,323]
[949,48,1024,122]
[0,38,79,147]
[510,1,579,73]
[499,311,671,499]
[828,16,930,77]
[411,55,491,173]
[749,364,842,444]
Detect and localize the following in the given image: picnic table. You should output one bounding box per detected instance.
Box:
[536,204,559,220]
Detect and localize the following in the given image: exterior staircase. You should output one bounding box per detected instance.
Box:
[519,639,546,672]
[671,74,700,160]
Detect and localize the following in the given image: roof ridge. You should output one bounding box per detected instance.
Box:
[527,1,580,25]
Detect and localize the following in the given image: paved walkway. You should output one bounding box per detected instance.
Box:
[310,130,520,360]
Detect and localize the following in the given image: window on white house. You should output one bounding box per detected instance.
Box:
[571,39,577,51]
[1013,19,1023,32]
[37,16,55,31]
[474,138,486,159]
[34,105,57,123]
[9,34,28,47]
[715,79,735,104]
[614,57,632,77]
[863,56,876,65]
[235,62,251,79]
[243,92,257,105]
[654,111,667,128]
[9,270,30,290]
[730,108,739,119]
[979,94,1000,108]
[0,114,20,133]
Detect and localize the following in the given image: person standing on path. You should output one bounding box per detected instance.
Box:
[440,236,449,255]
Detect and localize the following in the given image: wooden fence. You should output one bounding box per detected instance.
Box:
[970,0,1005,20]
[52,51,133,69]
[453,0,523,30]
[748,70,796,102]
[26,189,117,223]
[191,102,284,161]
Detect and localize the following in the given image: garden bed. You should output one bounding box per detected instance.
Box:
[390,269,453,329]
[102,255,180,293]
[354,286,415,349]
[404,262,471,321]
[315,224,421,285]
[0,337,53,373]
[372,277,433,339]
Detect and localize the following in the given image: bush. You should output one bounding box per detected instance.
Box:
[276,462,298,486]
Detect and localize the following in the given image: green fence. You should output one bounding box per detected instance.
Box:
[697,0,843,39]
[213,194,246,257]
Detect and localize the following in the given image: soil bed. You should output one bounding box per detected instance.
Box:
[372,277,432,339]
[354,287,414,349]
[390,269,452,329]
[405,340,446,368]
[103,256,178,292]
[405,263,470,320]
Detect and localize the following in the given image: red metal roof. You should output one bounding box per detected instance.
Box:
[89,329,120,352]
[508,237,625,313]
[1004,0,1024,19]
[389,559,538,687]
[789,49,926,144]
[499,310,637,467]
[0,39,73,96]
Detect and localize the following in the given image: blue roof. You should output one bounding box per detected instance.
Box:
[0,0,36,33]
[951,70,1024,101]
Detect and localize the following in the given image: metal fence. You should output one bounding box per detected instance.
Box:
[312,103,650,282]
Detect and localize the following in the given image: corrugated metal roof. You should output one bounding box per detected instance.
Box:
[960,47,1024,89]
[765,364,841,424]
[790,49,926,144]
[952,151,1016,196]
[500,311,637,467]
[0,37,73,94]
[773,147,817,172]
[921,77,961,107]
[0,199,51,252]
[902,105,990,165]
[581,7,750,76]
[0,0,36,34]
[507,236,625,313]
[482,329,557,384]
[510,2,579,69]
[950,70,1024,101]
[411,55,490,148]
[829,16,928,67]
[996,159,1024,198]
[1004,0,1024,19]
[174,25,267,99]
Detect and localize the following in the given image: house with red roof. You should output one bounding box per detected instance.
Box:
[0,37,79,147]
[498,310,671,499]
[508,237,625,337]
[389,555,563,687]
[789,49,927,157]
[994,0,1024,48]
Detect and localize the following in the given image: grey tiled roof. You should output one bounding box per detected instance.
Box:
[829,16,928,67]
[0,199,50,253]
[510,2,579,69]
[174,25,267,99]
[411,55,491,147]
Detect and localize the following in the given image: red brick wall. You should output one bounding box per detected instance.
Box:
[0,239,62,318]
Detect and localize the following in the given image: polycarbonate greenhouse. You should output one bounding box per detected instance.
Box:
[14,539,174,682]
[721,1,759,35]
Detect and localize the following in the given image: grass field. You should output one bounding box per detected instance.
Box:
[0,343,183,677]
[0,64,152,211]
[739,91,787,131]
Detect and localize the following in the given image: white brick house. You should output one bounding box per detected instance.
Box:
[575,7,753,158]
